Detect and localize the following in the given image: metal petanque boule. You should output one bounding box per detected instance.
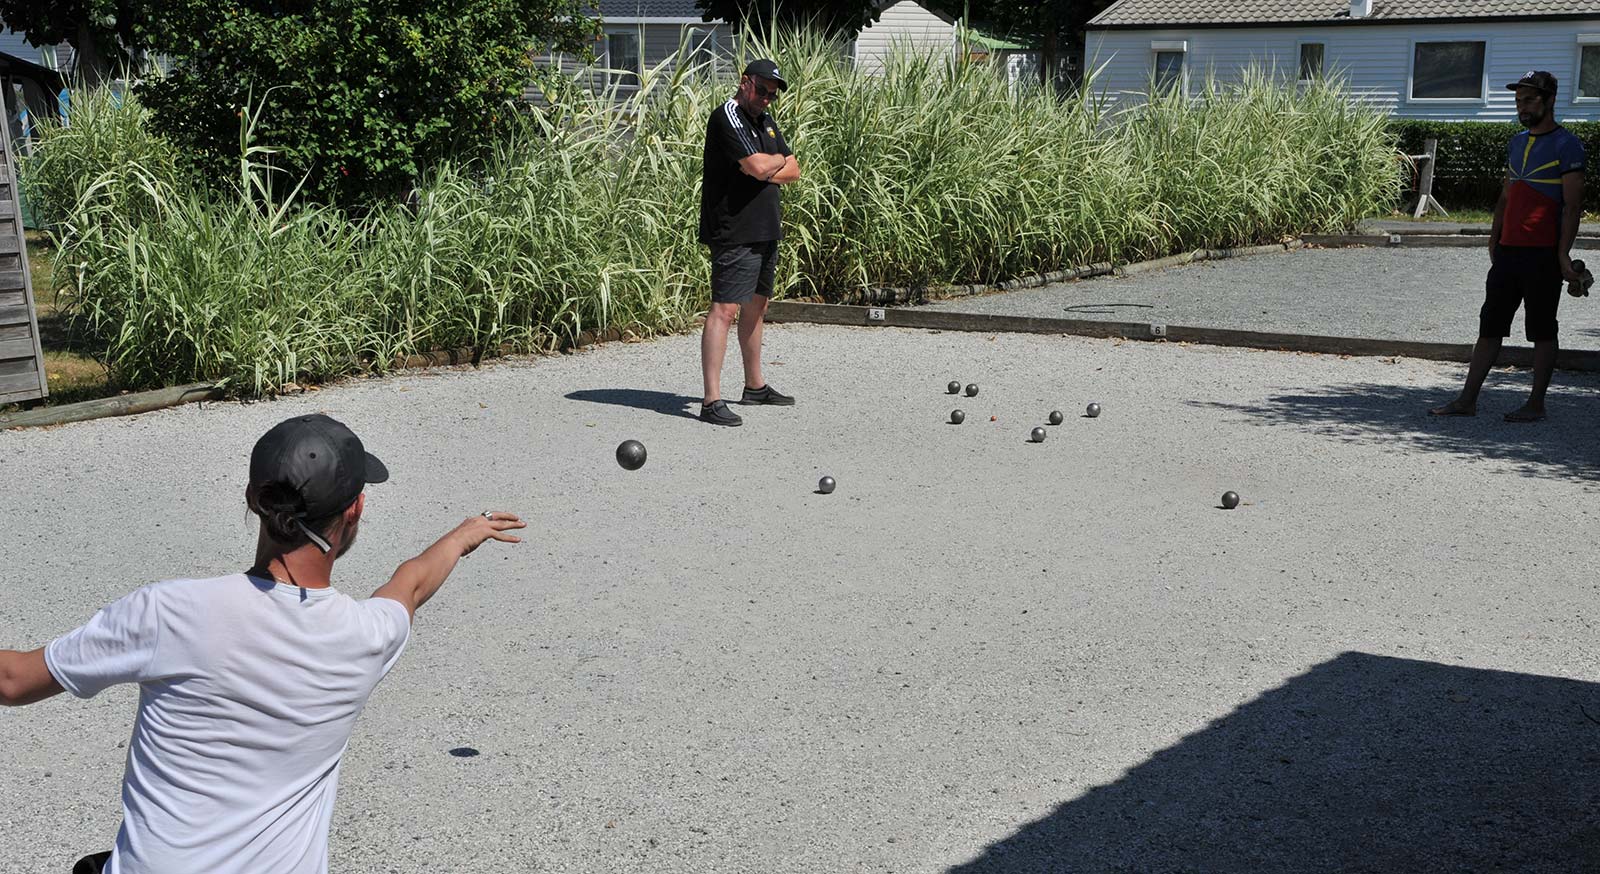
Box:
[1086,403,1102,418]
[1221,491,1240,510]
[1048,410,1064,426]
[1030,427,1046,443]
[950,410,966,425]
[818,476,837,495]
[947,380,962,394]
[965,384,979,397]
[615,439,647,471]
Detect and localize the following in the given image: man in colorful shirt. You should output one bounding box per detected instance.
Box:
[1432,71,1587,422]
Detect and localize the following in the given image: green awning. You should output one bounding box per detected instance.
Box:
[963,32,1029,51]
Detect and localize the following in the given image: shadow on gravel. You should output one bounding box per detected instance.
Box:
[564,389,699,420]
[947,652,1600,873]
[1188,378,1600,481]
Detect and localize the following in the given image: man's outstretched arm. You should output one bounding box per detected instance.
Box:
[371,512,526,620]
[0,647,65,707]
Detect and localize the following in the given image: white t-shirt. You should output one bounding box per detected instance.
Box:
[45,573,411,874]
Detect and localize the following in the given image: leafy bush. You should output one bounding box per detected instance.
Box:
[1389,119,1600,212]
[134,0,598,209]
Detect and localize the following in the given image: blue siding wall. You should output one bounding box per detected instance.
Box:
[1087,19,1600,122]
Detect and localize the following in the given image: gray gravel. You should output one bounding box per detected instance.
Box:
[5,325,1600,873]
[919,246,1600,349]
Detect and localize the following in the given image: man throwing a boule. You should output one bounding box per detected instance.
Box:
[698,58,802,427]
[1431,71,1586,422]
[0,413,525,873]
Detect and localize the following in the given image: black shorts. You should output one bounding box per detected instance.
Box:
[1481,245,1562,342]
[709,241,778,305]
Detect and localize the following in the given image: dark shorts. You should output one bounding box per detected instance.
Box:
[709,241,778,305]
[1481,245,1562,342]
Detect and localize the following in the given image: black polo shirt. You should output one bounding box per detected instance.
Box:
[699,98,792,246]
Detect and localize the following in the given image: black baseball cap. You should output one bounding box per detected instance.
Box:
[1506,71,1558,96]
[743,59,789,90]
[249,414,388,521]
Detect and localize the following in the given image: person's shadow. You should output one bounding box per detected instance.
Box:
[946,652,1600,873]
[564,389,699,420]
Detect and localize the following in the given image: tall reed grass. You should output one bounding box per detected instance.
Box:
[23,28,1400,396]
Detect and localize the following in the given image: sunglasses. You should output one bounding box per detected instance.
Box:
[751,83,780,99]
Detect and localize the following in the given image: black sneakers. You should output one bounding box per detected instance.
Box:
[741,383,795,406]
[700,399,744,427]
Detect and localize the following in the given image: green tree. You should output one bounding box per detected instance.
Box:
[0,0,147,83]
[694,0,892,37]
[133,0,598,208]
[964,0,1115,87]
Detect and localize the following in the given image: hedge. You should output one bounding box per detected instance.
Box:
[1390,120,1599,212]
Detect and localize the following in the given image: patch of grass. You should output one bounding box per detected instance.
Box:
[1,230,114,415]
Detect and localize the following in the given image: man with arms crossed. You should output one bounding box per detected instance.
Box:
[698,58,802,426]
[0,413,525,873]
[1431,71,1586,422]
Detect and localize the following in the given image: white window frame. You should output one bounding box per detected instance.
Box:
[1297,40,1325,84]
[1406,38,1488,104]
[602,27,642,90]
[1575,34,1600,103]
[1150,40,1188,95]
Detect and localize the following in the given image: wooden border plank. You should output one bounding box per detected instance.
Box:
[766,301,1600,373]
[0,383,226,429]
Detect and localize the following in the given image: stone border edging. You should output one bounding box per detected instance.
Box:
[763,301,1600,373]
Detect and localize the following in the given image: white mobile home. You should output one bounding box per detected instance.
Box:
[1085,0,1600,121]
[852,0,960,74]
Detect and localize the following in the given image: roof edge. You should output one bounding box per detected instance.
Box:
[1088,11,1600,29]
[875,0,959,26]
[1087,0,1139,29]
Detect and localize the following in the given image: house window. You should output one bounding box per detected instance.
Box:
[1579,37,1600,99]
[1298,43,1324,82]
[1152,43,1186,93]
[605,30,640,88]
[1410,40,1485,100]
[39,45,58,71]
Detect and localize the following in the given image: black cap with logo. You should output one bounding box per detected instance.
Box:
[249,414,389,522]
[1506,71,1558,96]
[743,58,789,91]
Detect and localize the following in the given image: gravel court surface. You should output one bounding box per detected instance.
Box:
[918,246,1600,349]
[4,324,1600,872]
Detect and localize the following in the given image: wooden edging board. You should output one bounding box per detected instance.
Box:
[763,300,1600,373]
[0,325,642,430]
[1305,234,1600,250]
[0,383,227,429]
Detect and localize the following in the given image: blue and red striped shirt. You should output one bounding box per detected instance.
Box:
[1501,126,1585,248]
